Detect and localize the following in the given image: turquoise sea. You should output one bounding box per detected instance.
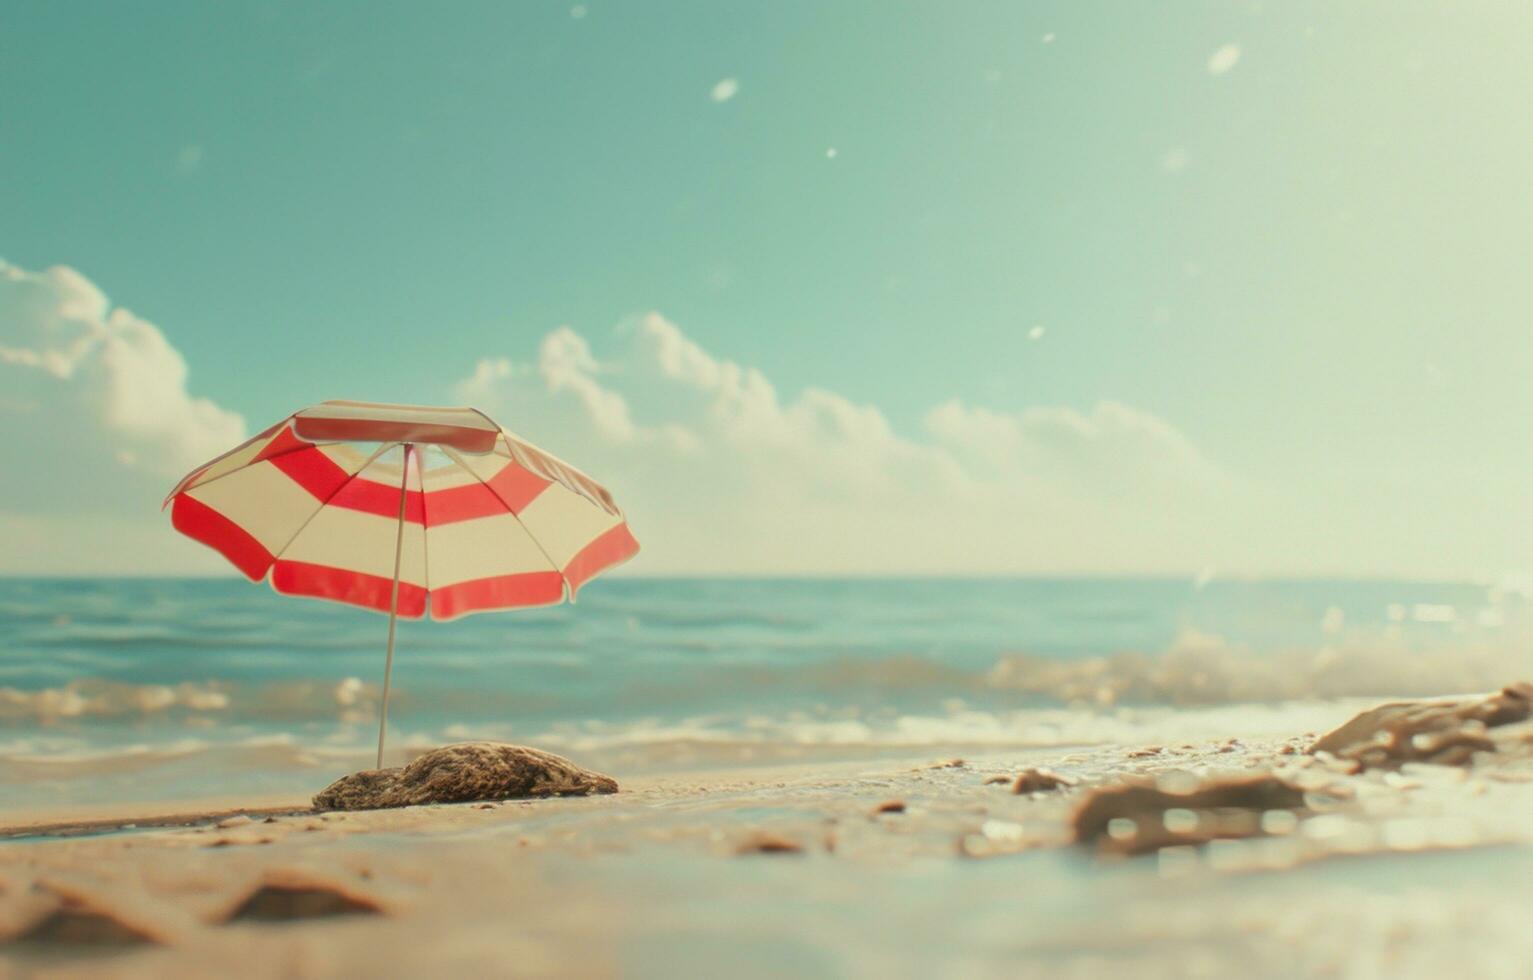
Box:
[2,577,1528,810]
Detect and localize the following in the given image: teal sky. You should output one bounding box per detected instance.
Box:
[2,1,1531,580]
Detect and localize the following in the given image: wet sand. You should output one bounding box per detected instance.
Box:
[6,699,1533,979]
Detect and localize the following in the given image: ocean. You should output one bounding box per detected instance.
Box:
[3,576,1528,810]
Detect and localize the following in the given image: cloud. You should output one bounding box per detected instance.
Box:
[710,78,739,103]
[0,260,245,570]
[1207,43,1241,76]
[0,263,1235,576]
[455,313,1231,575]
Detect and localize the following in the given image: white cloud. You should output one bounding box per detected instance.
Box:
[710,78,739,103]
[1207,43,1241,76]
[455,313,1232,575]
[0,260,246,571]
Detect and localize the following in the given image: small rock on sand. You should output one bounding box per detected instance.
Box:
[13,906,160,946]
[7,884,174,947]
[735,833,804,855]
[1071,772,1305,856]
[1012,768,1076,794]
[224,872,387,922]
[1309,683,1533,769]
[312,742,618,811]
[872,800,906,814]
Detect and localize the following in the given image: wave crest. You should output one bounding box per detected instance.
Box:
[985,628,1528,706]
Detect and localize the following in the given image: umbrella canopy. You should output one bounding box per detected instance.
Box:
[164,400,639,764]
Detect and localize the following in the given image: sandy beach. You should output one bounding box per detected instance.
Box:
[7,689,1533,979]
[6,0,1533,974]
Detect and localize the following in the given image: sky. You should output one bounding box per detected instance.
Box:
[1,0,1531,581]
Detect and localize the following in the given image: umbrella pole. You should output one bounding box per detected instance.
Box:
[376,444,412,770]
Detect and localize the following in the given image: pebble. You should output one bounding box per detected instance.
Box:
[735,833,804,855]
[1012,769,1076,794]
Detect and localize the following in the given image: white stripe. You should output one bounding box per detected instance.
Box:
[516,484,623,567]
[177,427,282,496]
[318,442,374,473]
[425,513,557,587]
[420,462,484,492]
[186,462,324,553]
[446,449,508,483]
[280,506,428,585]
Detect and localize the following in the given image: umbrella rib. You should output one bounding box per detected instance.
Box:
[416,447,431,598]
[439,446,569,598]
[497,430,620,516]
[166,435,352,504]
[266,441,399,569]
[162,418,288,507]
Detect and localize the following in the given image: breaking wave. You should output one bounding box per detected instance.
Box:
[4,576,1529,806]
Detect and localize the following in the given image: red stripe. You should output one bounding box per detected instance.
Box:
[270,561,428,618]
[252,425,310,463]
[171,495,275,581]
[267,448,549,527]
[423,481,500,526]
[425,464,550,526]
[563,523,639,596]
[264,444,425,522]
[430,572,565,621]
[486,463,551,512]
[330,477,426,522]
[268,445,355,502]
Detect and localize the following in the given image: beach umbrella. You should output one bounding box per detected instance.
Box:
[163,400,638,767]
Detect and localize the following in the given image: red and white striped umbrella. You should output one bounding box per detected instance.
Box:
[164,400,638,766]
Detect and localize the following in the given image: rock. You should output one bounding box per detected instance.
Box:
[13,906,159,946]
[735,832,804,855]
[6,883,174,947]
[216,814,252,828]
[312,742,618,811]
[1071,772,1305,856]
[224,871,386,922]
[1308,683,1533,770]
[872,800,906,814]
[1012,768,1076,794]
